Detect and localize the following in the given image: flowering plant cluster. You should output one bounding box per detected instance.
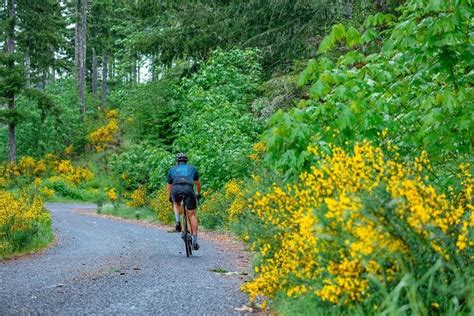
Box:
[107,188,118,203]
[249,142,266,162]
[56,160,93,184]
[0,190,52,257]
[242,142,472,310]
[126,185,148,208]
[88,110,120,152]
[197,179,247,229]
[150,186,173,224]
[0,154,93,189]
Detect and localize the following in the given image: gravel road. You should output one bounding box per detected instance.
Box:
[0,203,249,315]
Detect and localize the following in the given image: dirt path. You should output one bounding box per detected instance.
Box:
[0,203,250,315]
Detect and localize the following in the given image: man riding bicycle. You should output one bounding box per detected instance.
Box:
[167,153,201,250]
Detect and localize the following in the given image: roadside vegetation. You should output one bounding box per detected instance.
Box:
[1,0,472,314]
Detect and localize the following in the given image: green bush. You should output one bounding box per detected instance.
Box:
[0,79,93,160]
[264,0,473,183]
[0,191,53,258]
[110,79,180,148]
[173,49,264,189]
[43,177,105,202]
[109,144,173,192]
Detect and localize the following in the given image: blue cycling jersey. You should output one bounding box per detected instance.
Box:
[167,163,199,185]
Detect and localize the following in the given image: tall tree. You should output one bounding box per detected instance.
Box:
[6,0,17,163]
[125,0,402,73]
[88,0,114,109]
[75,0,87,121]
[101,50,107,109]
[92,47,97,98]
[16,0,67,88]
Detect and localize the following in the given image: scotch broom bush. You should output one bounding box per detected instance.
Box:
[0,191,52,258]
[243,142,473,314]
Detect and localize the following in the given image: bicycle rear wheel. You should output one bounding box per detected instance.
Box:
[183,210,192,257]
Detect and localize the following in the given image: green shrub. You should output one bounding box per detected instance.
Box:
[173,49,264,189]
[109,144,173,192]
[265,0,473,183]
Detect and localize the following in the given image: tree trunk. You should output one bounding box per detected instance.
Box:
[75,0,87,122]
[101,51,108,110]
[346,0,354,19]
[41,71,47,89]
[7,0,17,164]
[108,54,113,81]
[79,0,87,120]
[376,0,387,12]
[132,58,137,84]
[25,54,30,86]
[74,1,80,93]
[92,47,97,98]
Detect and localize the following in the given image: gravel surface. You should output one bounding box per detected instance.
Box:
[0,203,249,315]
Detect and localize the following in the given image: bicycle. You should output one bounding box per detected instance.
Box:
[177,194,193,257]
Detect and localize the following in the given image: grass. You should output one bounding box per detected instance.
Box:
[98,204,158,222]
[0,222,54,260]
[46,193,88,203]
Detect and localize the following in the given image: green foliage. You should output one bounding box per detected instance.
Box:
[0,219,53,259]
[0,80,85,160]
[43,177,106,202]
[99,204,157,223]
[16,0,69,82]
[274,261,474,315]
[109,144,173,192]
[173,49,263,189]
[127,0,386,72]
[110,79,180,148]
[198,190,229,230]
[265,0,473,182]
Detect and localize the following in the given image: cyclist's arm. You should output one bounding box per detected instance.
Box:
[167,184,173,197]
[193,168,201,195]
[194,180,201,195]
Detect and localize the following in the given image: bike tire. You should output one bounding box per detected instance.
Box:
[187,235,193,256]
[183,218,191,257]
[183,204,193,257]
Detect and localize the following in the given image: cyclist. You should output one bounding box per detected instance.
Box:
[167,153,201,250]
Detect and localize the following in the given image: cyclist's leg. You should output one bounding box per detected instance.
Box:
[183,188,199,248]
[171,186,184,230]
[172,202,180,219]
[187,209,198,236]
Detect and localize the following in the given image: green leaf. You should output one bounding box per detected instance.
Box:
[337,106,354,130]
[362,28,378,44]
[318,34,335,53]
[443,91,459,113]
[346,26,362,47]
[332,24,346,41]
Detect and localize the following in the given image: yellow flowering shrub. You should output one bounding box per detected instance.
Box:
[107,188,118,203]
[18,156,36,176]
[243,142,473,306]
[55,160,93,184]
[225,179,246,221]
[249,141,266,161]
[0,153,92,195]
[0,191,52,256]
[199,179,248,229]
[88,110,120,152]
[127,185,148,208]
[150,186,173,224]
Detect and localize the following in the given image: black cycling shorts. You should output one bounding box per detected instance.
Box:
[171,184,197,210]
